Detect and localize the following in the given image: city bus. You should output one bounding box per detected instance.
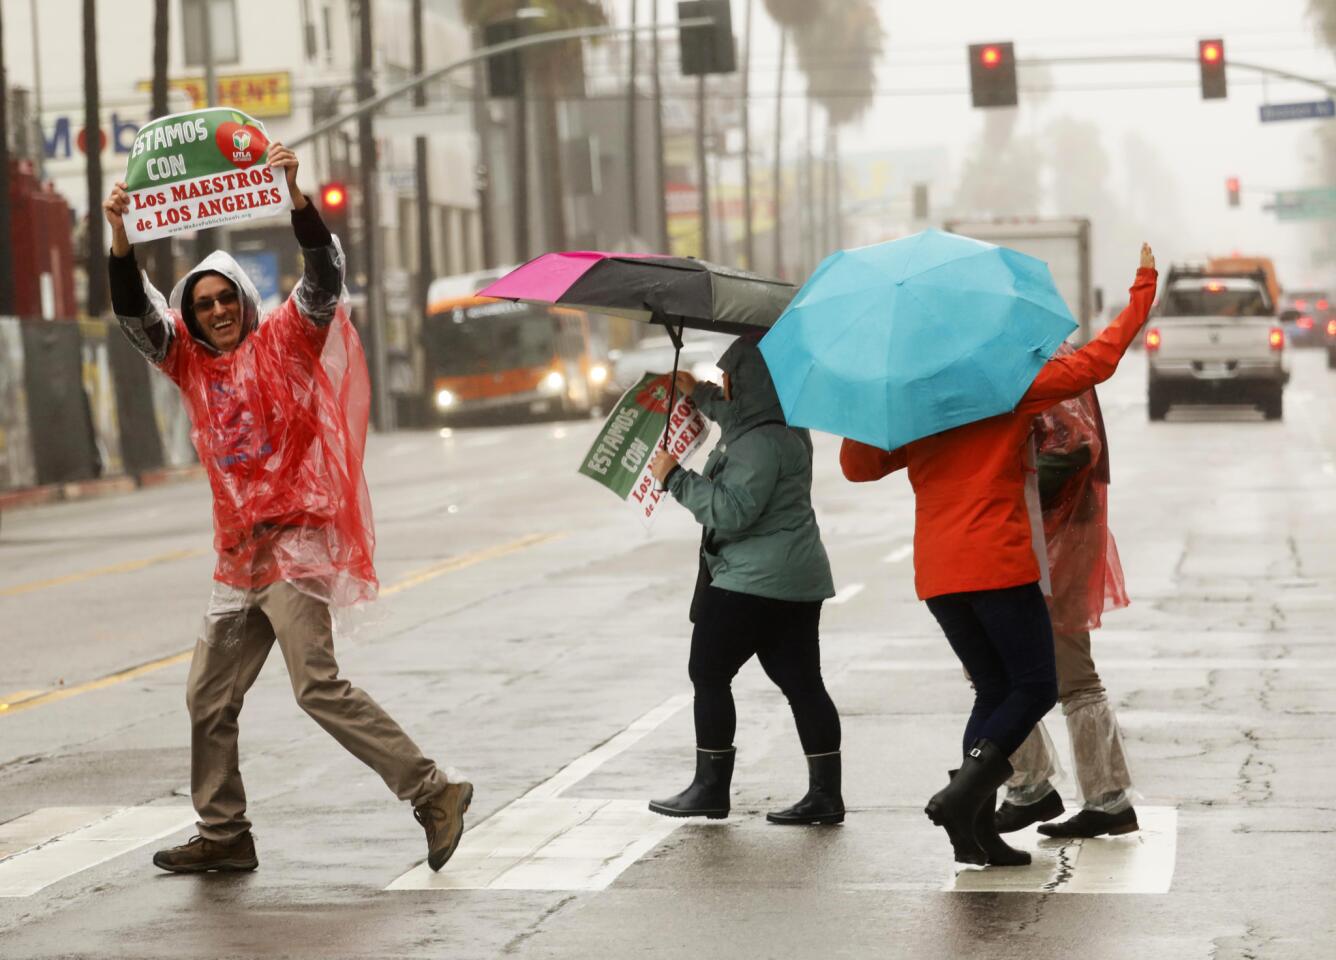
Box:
[422,267,614,424]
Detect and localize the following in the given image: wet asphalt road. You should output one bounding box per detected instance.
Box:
[1,352,1334,959]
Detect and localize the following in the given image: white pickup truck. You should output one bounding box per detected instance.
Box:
[1145,266,1289,421]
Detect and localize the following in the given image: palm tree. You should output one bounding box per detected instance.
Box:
[764,0,822,277]
[1310,0,1336,47]
[463,0,606,254]
[83,0,106,317]
[794,0,883,257]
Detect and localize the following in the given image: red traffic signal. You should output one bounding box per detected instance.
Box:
[1226,176,1240,207]
[1198,38,1227,100]
[319,182,348,211]
[968,41,1018,109]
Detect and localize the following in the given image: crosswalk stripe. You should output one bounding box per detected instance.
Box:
[0,806,196,898]
[387,694,691,892]
[944,806,1178,894]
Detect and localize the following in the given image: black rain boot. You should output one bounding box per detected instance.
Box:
[975,789,1031,866]
[925,740,1013,866]
[648,747,735,819]
[766,752,845,825]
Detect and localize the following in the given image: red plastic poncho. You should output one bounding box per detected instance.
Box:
[157,252,377,606]
[1033,382,1128,634]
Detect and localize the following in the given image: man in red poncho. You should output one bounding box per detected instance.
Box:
[994,380,1139,838]
[103,145,471,875]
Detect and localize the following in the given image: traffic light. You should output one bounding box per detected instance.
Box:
[1226,176,1240,208]
[968,42,1018,108]
[1198,38,1227,100]
[679,1,737,77]
[318,181,350,239]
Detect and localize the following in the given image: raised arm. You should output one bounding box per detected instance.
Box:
[269,143,343,327]
[840,438,907,482]
[1018,245,1158,414]
[104,181,176,369]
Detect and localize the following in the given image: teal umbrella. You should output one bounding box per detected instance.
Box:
[759,230,1077,450]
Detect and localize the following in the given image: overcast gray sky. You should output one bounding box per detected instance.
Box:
[720,0,1336,289]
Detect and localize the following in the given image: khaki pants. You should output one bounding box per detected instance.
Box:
[1007,630,1134,809]
[187,580,447,841]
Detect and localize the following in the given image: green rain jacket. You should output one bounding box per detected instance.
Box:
[666,338,835,602]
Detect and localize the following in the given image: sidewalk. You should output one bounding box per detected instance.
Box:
[0,464,206,512]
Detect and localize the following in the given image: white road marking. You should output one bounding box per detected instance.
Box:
[882,544,913,564]
[0,806,196,897]
[945,806,1177,895]
[388,694,691,892]
[829,583,866,605]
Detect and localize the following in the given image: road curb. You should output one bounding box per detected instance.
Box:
[0,465,206,513]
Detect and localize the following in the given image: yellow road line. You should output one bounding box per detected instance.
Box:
[0,548,210,598]
[1,532,565,717]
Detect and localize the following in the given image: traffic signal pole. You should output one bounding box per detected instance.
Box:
[1017,53,1336,98]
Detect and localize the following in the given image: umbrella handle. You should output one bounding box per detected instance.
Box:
[654,322,686,493]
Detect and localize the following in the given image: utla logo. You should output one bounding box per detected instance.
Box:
[215,120,267,169]
[634,376,672,414]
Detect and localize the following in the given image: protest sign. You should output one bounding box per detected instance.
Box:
[121,107,292,243]
[578,373,710,527]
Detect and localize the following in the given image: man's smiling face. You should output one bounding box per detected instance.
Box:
[191,274,243,352]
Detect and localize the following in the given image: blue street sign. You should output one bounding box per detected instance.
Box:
[1259,99,1336,122]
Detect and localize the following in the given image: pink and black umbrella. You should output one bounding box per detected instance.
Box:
[480,251,796,449]
[477,251,795,335]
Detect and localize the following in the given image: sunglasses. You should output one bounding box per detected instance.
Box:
[192,289,240,314]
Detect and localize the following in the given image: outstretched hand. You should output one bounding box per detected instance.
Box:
[103,181,132,256]
[267,143,306,209]
[1139,243,1156,271]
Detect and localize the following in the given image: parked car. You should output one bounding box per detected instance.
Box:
[1145,266,1289,420]
[1276,289,1333,348]
[606,332,733,398]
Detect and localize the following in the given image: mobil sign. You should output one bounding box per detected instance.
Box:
[43,111,147,165]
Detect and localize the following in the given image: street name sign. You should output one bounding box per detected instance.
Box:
[1269,187,1336,221]
[122,107,292,243]
[1259,100,1336,123]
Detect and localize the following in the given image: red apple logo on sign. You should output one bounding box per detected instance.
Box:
[215,121,268,169]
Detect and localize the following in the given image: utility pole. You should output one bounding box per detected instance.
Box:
[740,0,754,270]
[651,0,668,253]
[28,0,44,180]
[357,0,391,431]
[695,74,710,260]
[82,0,106,317]
[195,1,218,266]
[625,0,639,241]
[0,4,13,316]
[412,0,434,324]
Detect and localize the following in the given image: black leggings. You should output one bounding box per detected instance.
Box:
[925,582,1059,757]
[688,585,841,755]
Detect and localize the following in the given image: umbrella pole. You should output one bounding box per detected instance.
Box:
[661,321,685,452]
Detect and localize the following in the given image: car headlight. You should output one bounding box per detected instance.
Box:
[541,370,566,394]
[588,363,609,385]
[434,388,457,410]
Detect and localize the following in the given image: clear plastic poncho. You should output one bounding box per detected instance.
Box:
[151,250,378,626]
[1033,381,1128,635]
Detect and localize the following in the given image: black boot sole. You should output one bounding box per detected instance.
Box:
[647,801,728,819]
[152,857,258,874]
[765,811,845,825]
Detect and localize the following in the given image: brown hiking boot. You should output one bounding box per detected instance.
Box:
[152,833,258,873]
[415,780,474,872]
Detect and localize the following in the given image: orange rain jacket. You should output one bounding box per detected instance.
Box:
[840,267,1157,601]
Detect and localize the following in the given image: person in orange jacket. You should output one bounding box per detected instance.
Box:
[840,243,1157,867]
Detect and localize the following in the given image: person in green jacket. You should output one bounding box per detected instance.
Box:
[646,336,843,825]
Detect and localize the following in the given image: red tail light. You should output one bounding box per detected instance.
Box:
[1298,315,1314,330]
[1144,328,1162,351]
[1269,327,1285,350]
[1204,282,1224,293]
[1327,319,1336,336]
[1318,299,1330,311]
[1295,298,1309,310]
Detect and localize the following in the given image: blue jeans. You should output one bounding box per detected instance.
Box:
[925,582,1059,757]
